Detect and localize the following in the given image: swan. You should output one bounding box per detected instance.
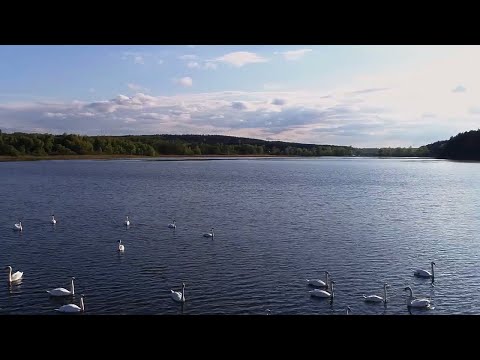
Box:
[306,271,329,288]
[203,228,214,238]
[404,286,432,309]
[125,216,130,226]
[51,215,56,225]
[13,222,22,231]
[168,219,176,229]
[5,266,23,283]
[346,306,352,315]
[118,240,125,252]
[414,261,435,281]
[310,280,335,298]
[56,295,85,313]
[47,277,75,297]
[171,283,186,303]
[363,283,389,303]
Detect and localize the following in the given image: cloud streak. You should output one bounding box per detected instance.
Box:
[214,51,268,67]
[173,77,193,87]
[279,49,312,61]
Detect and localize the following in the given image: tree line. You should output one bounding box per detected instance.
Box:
[425,129,480,160]
[1,129,474,158]
[0,131,357,157]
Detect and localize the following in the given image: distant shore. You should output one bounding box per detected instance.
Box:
[0,154,289,162]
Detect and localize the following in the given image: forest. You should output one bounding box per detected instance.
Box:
[0,128,477,159]
[0,131,355,157]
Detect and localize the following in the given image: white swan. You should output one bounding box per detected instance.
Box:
[310,280,335,298]
[168,219,176,229]
[125,216,130,226]
[171,283,186,303]
[51,215,56,225]
[414,261,435,280]
[13,222,22,231]
[306,271,329,288]
[118,240,125,252]
[404,286,432,309]
[5,265,23,283]
[363,283,389,303]
[47,277,75,297]
[203,228,214,238]
[56,295,85,313]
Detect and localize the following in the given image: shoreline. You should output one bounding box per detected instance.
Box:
[0,154,441,162]
[0,154,289,162]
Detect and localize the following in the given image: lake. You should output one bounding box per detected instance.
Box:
[0,157,478,315]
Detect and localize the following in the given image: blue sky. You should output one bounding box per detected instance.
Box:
[0,45,478,147]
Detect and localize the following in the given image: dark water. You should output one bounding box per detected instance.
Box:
[0,157,479,315]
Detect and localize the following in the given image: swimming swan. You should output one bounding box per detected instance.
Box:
[125,216,130,226]
[404,286,432,309]
[47,277,75,297]
[51,215,56,224]
[363,283,389,303]
[310,280,335,298]
[168,220,176,229]
[5,266,23,283]
[118,240,125,252]
[171,283,186,303]
[414,261,435,281]
[306,271,329,288]
[56,295,85,313]
[203,228,214,238]
[13,222,22,231]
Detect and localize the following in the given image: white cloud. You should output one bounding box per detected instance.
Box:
[187,61,200,69]
[280,48,312,61]
[214,51,268,67]
[452,85,466,93]
[174,77,193,87]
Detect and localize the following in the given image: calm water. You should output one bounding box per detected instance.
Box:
[0,157,479,315]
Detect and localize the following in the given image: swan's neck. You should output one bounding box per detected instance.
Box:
[406,288,413,298]
[181,287,185,301]
[325,272,329,287]
[431,263,435,279]
[7,268,12,282]
[71,279,75,295]
[80,297,84,312]
[384,286,387,302]
[330,283,335,298]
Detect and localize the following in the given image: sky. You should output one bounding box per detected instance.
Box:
[0,45,479,147]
